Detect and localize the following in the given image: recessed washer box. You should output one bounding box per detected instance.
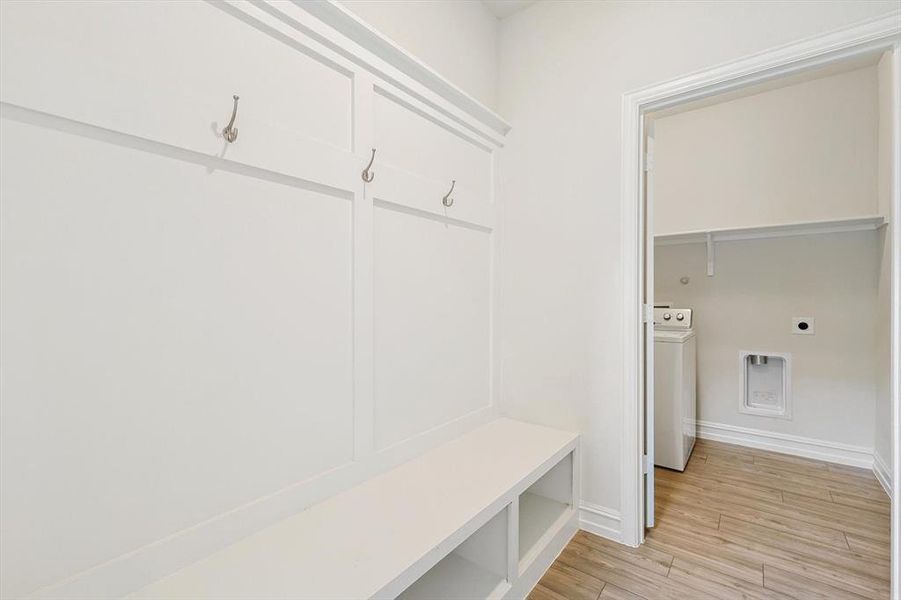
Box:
[739,351,792,419]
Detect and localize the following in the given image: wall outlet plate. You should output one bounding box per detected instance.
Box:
[792,317,815,335]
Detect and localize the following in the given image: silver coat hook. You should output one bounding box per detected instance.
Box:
[361,148,376,182]
[442,180,455,207]
[222,95,239,143]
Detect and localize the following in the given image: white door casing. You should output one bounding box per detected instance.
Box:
[643,127,655,530]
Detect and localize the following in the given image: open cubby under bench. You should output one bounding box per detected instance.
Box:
[129,419,580,599]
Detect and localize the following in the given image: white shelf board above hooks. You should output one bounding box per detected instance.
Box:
[655,215,887,277]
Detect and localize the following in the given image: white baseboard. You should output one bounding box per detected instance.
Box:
[578,502,622,543]
[696,420,873,469]
[873,451,893,500]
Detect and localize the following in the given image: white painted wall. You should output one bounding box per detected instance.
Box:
[496,0,900,528]
[338,0,498,110]
[0,2,503,596]
[875,49,896,474]
[653,66,880,235]
[655,233,878,447]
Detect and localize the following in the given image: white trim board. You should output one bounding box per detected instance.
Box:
[875,451,894,500]
[578,503,622,544]
[891,39,901,600]
[696,420,873,469]
[620,11,901,553]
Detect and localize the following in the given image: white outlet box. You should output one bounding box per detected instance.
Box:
[792,317,815,335]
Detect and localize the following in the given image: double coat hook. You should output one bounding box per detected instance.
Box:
[222,95,239,143]
[442,180,455,207]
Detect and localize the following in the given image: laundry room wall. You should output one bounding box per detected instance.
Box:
[650,57,891,468]
[651,61,884,458]
[655,233,879,451]
[653,65,880,235]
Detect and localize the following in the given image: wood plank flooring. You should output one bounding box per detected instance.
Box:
[531,439,891,599]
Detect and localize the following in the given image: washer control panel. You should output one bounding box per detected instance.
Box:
[654,307,692,329]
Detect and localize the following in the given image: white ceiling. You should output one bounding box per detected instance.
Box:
[482,0,537,19]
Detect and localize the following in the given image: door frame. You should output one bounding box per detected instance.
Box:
[619,8,901,584]
[642,124,655,529]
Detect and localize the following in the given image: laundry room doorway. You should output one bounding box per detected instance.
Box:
[621,20,900,594]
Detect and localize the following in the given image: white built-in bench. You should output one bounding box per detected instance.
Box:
[129,419,579,599]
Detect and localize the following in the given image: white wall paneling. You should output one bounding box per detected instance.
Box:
[0,113,356,598]
[373,86,494,202]
[353,72,377,461]
[367,77,497,450]
[373,207,492,449]
[0,0,358,191]
[0,1,507,597]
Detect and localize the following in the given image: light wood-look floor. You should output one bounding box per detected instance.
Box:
[531,439,891,600]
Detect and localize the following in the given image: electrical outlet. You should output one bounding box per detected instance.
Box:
[792,317,815,335]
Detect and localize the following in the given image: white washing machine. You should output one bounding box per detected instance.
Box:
[654,307,696,471]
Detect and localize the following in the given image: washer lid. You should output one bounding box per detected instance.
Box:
[654,329,696,343]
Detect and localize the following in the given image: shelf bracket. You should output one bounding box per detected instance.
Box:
[706,232,715,277]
